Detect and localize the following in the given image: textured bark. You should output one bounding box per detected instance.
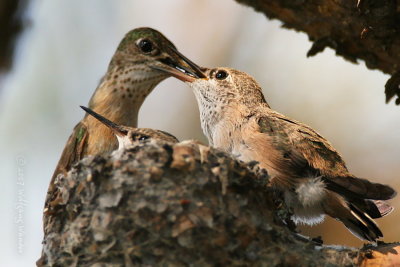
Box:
[38,141,399,266]
[235,0,400,104]
[0,0,27,73]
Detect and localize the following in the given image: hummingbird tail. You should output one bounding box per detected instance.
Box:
[325,191,383,242]
[340,203,383,242]
[324,176,397,201]
[323,175,395,219]
[347,199,394,219]
[372,200,395,217]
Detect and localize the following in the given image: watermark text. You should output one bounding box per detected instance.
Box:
[15,155,27,255]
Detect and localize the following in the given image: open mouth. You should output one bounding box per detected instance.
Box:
[151,47,206,82]
[169,47,206,79]
[159,57,198,78]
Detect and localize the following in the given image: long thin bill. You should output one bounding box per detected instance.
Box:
[150,64,197,82]
[169,46,207,79]
[80,106,127,136]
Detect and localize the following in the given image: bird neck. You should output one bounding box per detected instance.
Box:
[198,100,258,147]
[82,65,165,155]
[87,65,166,127]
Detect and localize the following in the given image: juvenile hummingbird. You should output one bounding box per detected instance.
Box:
[46,28,204,212]
[174,67,396,242]
[80,105,179,147]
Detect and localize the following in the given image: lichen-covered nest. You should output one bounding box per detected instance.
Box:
[39,141,396,266]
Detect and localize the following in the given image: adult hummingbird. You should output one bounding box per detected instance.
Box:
[173,67,396,242]
[46,27,204,212]
[80,105,178,147]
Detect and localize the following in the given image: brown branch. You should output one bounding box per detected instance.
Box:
[234,0,400,104]
[37,141,399,266]
[0,0,27,73]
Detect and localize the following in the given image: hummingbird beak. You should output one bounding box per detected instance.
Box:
[151,46,207,82]
[80,106,128,137]
[169,47,207,79]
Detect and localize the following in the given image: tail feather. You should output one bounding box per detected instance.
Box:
[373,200,394,217]
[349,199,394,219]
[325,176,395,219]
[324,176,396,200]
[342,204,383,242]
[324,191,384,242]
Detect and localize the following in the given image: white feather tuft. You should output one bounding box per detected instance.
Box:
[284,177,327,225]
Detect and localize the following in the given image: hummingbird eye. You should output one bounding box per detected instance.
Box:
[215,70,228,80]
[130,132,150,142]
[138,135,150,141]
[138,39,154,53]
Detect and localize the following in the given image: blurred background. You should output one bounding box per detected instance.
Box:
[1,0,399,265]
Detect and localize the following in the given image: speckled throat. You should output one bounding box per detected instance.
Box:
[83,65,167,155]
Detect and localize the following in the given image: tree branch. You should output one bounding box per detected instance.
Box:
[234,0,400,104]
[0,0,27,73]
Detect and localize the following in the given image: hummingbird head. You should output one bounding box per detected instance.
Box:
[184,67,268,111]
[126,128,179,144]
[111,27,205,81]
[174,67,268,141]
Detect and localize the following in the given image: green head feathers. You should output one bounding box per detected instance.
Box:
[117,27,176,51]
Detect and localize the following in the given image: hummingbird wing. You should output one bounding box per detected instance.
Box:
[256,111,347,177]
[256,111,396,202]
[45,122,88,206]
